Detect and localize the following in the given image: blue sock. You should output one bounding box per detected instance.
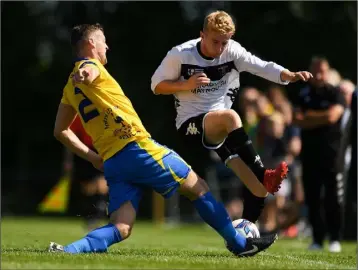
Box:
[64,223,121,253]
[192,192,246,251]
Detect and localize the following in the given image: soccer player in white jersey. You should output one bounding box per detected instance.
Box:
[151,11,312,223]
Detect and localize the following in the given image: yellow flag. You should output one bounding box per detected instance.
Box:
[38,174,70,213]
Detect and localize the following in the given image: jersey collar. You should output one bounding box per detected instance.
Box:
[196,41,214,61]
[74,57,89,63]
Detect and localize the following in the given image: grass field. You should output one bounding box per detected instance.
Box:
[1,217,356,269]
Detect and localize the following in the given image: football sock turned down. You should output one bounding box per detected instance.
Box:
[64,223,121,253]
[192,192,246,251]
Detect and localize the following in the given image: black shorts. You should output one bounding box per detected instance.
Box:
[72,155,102,183]
[178,113,225,150]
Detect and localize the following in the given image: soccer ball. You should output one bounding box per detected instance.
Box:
[225,219,261,254]
[232,218,260,238]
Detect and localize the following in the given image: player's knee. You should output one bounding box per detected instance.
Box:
[195,178,210,197]
[221,109,242,132]
[115,223,132,240]
[180,174,210,200]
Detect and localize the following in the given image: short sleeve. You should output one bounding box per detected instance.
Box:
[330,87,347,108]
[61,88,70,105]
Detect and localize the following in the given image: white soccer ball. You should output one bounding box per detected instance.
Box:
[232,218,260,239]
[225,219,260,254]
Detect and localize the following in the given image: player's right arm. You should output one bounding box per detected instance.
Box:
[151,48,210,95]
[53,102,103,171]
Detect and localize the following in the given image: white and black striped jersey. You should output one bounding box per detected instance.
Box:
[151,38,289,129]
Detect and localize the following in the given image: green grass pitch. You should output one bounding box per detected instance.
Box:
[1,217,356,269]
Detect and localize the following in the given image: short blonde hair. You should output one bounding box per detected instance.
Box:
[203,11,235,34]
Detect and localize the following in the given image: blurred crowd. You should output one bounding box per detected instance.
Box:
[207,57,356,244]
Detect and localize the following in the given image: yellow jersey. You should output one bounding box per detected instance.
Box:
[61,58,151,161]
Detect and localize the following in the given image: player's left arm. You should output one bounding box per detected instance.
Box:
[53,103,103,171]
[233,42,312,84]
[73,63,100,86]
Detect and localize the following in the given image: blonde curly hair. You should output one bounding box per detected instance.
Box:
[203,11,235,34]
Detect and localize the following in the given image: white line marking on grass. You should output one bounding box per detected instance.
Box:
[262,253,356,269]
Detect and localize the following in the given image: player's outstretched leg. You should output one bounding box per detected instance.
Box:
[49,201,136,253]
[204,110,288,223]
[179,169,278,256]
[205,110,288,194]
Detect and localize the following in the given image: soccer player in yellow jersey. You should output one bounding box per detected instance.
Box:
[49,23,277,256]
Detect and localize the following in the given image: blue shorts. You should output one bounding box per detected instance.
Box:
[104,138,191,215]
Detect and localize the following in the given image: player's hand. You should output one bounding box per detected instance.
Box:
[92,159,104,172]
[89,154,104,172]
[186,73,211,90]
[280,70,313,83]
[72,68,90,85]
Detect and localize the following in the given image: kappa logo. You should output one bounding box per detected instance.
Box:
[186,123,200,135]
[254,155,264,167]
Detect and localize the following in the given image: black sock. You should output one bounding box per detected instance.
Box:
[241,187,266,223]
[225,127,265,183]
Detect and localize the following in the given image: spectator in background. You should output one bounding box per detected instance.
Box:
[266,85,302,165]
[338,82,357,241]
[342,89,357,240]
[327,68,342,87]
[237,87,261,138]
[267,85,293,125]
[267,85,306,237]
[65,116,108,231]
[336,79,356,182]
[256,109,303,236]
[339,79,355,134]
[256,94,275,118]
[293,56,346,252]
